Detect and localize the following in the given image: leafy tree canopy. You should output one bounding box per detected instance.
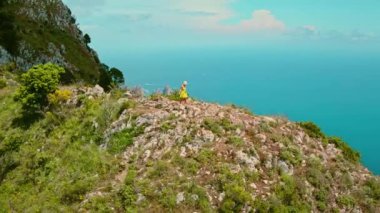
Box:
[14,63,65,112]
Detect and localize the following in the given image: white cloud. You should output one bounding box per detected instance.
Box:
[64,0,285,34]
[237,10,286,32]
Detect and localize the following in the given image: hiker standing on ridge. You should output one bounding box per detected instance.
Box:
[179,81,189,104]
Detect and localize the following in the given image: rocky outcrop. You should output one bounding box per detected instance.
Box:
[1,0,103,83]
[76,91,378,212]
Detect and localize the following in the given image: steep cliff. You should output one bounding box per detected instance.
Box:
[0,0,104,83]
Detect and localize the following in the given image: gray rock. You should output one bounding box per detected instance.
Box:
[191,194,199,201]
[278,160,293,175]
[176,192,185,204]
[92,85,104,96]
[131,87,144,98]
[236,151,259,172]
[256,134,267,143]
[163,85,172,95]
[0,46,11,65]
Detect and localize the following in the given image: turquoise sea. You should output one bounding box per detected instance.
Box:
[104,45,380,174]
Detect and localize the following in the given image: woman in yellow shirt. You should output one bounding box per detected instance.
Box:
[179,81,189,103]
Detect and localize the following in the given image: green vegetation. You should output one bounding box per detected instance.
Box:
[14,63,64,113]
[99,64,125,91]
[364,178,380,200]
[0,78,6,89]
[272,175,311,211]
[118,100,137,115]
[202,118,239,136]
[48,89,72,107]
[0,1,19,55]
[298,121,325,139]
[299,122,361,163]
[120,167,138,212]
[226,136,244,147]
[0,88,120,211]
[217,165,252,212]
[328,137,360,163]
[186,183,212,212]
[0,59,377,212]
[160,122,175,133]
[227,104,254,116]
[107,125,145,154]
[337,195,355,208]
[280,146,302,166]
[166,89,181,101]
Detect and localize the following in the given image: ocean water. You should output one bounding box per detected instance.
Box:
[104,46,380,174]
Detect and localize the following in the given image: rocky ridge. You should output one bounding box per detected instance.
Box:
[68,86,378,212]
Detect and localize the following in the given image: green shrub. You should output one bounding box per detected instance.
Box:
[48,89,72,106]
[14,63,65,112]
[196,149,216,164]
[227,104,254,116]
[217,165,252,212]
[316,201,327,211]
[159,188,177,209]
[306,167,327,189]
[219,118,239,132]
[280,146,302,165]
[186,183,212,212]
[120,168,137,211]
[202,118,223,135]
[0,79,6,89]
[118,100,137,115]
[202,118,238,136]
[160,122,175,133]
[149,93,161,101]
[364,178,380,200]
[337,195,355,208]
[184,159,200,175]
[226,136,244,147]
[328,137,360,163]
[61,180,91,204]
[166,89,181,101]
[107,125,145,154]
[220,184,251,213]
[298,121,325,138]
[147,160,170,178]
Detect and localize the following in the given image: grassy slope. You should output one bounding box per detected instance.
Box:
[0,87,120,211]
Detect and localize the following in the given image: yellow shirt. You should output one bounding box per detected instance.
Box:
[180,86,188,98]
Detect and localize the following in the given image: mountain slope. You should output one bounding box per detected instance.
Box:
[0,81,379,212]
[0,0,103,83]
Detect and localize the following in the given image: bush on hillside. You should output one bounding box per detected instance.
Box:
[0,79,6,89]
[298,121,325,138]
[166,89,181,101]
[328,137,360,163]
[14,63,65,113]
[48,89,72,106]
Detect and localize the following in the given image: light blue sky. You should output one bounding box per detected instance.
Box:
[63,0,380,54]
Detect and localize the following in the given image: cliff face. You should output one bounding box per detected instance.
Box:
[0,81,379,212]
[0,0,102,83]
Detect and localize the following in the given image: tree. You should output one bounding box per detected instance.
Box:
[98,64,125,91]
[14,63,65,113]
[84,34,91,44]
[109,67,125,85]
[0,3,20,55]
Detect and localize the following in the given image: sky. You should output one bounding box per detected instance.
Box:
[62,0,380,54]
